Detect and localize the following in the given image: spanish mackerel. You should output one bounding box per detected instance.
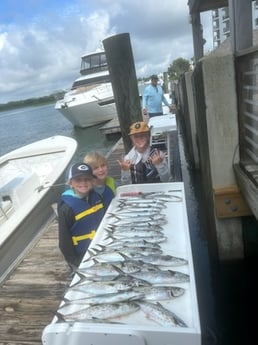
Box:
[59,302,140,321]
[69,279,143,295]
[106,234,167,244]
[127,269,189,284]
[138,301,187,327]
[134,285,185,301]
[61,290,145,306]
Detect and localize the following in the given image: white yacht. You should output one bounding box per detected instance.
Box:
[55,50,117,128]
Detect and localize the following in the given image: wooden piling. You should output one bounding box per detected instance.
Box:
[103,33,142,153]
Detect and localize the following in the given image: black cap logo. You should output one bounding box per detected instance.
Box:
[78,164,89,171]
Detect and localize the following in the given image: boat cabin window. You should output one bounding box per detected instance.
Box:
[80,53,108,75]
[100,54,107,66]
[71,75,111,89]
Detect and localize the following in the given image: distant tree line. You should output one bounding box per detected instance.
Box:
[0,91,65,111]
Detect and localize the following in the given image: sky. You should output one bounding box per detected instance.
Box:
[0,0,213,103]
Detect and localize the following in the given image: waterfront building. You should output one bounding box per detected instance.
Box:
[212,1,258,48]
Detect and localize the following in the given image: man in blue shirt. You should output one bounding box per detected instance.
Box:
[142,74,173,118]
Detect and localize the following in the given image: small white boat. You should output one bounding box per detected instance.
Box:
[0,135,77,283]
[55,50,117,128]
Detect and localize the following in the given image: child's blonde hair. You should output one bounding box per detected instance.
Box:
[83,151,108,169]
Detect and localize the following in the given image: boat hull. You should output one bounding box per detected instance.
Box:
[0,136,77,283]
[56,98,117,128]
[55,82,118,128]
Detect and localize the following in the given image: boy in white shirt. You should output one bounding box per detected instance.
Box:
[117,121,171,184]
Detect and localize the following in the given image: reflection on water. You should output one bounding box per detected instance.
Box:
[0,104,118,159]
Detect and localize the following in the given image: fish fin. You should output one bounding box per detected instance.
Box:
[118,252,130,260]
[129,293,145,301]
[107,213,120,220]
[110,264,127,276]
[63,296,70,303]
[55,311,66,323]
[96,244,105,251]
[92,258,100,264]
[69,271,86,287]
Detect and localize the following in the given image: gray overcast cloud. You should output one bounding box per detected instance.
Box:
[0,0,212,103]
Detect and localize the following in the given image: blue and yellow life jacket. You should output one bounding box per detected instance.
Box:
[61,190,104,254]
[102,176,116,209]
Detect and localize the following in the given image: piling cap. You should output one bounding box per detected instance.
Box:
[128,121,150,135]
[68,163,96,180]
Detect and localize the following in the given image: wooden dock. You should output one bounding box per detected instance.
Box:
[0,217,71,345]
[0,130,180,344]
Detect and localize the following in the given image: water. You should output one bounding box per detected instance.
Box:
[0,103,118,160]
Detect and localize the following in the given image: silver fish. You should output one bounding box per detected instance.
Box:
[117,197,166,205]
[118,192,182,202]
[138,301,187,327]
[107,234,167,244]
[86,247,164,263]
[128,269,190,284]
[108,229,166,239]
[70,276,150,294]
[69,279,138,294]
[59,302,140,321]
[76,260,142,277]
[110,256,161,272]
[107,239,161,250]
[107,225,164,233]
[91,246,163,257]
[139,191,182,201]
[112,216,167,226]
[129,254,188,266]
[114,205,164,213]
[61,290,145,306]
[134,286,185,301]
[110,208,165,217]
[55,313,123,324]
[84,251,124,263]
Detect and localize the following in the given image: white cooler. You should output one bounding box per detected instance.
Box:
[42,182,201,345]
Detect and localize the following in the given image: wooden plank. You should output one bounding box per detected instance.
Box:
[213,184,252,218]
[0,220,71,345]
[234,163,258,219]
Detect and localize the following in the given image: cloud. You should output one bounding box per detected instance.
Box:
[0,0,207,103]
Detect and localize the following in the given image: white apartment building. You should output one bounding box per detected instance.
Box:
[212,1,258,48]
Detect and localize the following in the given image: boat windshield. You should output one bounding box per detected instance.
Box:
[71,74,111,89]
[80,52,108,75]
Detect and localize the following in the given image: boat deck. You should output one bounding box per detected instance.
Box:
[0,130,181,344]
